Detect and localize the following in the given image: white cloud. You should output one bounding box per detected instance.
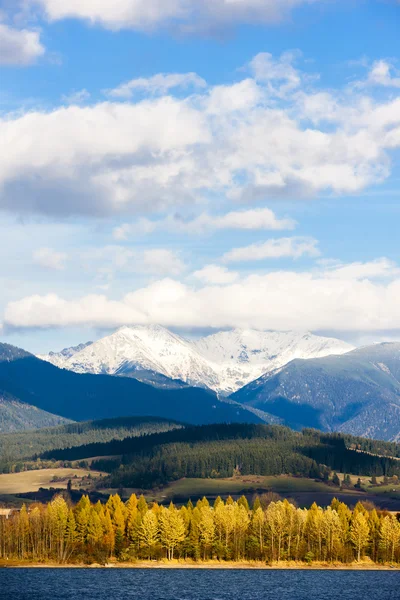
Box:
[4,262,400,333]
[323,258,400,281]
[1,56,400,217]
[223,236,320,262]
[61,89,91,105]
[32,247,67,270]
[30,1,321,32]
[362,60,400,89]
[249,51,304,97]
[113,208,296,239]
[193,265,239,285]
[205,79,262,114]
[0,23,44,65]
[113,219,158,240]
[106,73,207,99]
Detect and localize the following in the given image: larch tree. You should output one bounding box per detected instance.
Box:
[138,510,159,559]
[350,512,370,561]
[159,504,186,560]
[380,515,400,563]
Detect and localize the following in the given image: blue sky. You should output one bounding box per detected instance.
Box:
[0,0,399,353]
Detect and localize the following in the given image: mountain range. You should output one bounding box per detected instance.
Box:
[39,325,353,395]
[0,342,260,432]
[1,327,400,441]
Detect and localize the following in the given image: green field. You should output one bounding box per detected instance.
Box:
[156,476,330,501]
[114,475,400,510]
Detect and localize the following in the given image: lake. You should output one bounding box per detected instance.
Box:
[0,569,399,600]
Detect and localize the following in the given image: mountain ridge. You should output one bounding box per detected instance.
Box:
[232,342,400,441]
[0,342,263,430]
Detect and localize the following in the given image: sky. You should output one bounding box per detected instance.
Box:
[0,0,399,354]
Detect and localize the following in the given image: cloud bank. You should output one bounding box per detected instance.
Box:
[1,52,399,218]
[4,260,399,334]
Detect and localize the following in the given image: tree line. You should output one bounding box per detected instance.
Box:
[1,493,399,565]
[0,416,181,474]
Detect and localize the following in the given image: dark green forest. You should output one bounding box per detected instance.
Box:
[0,416,182,473]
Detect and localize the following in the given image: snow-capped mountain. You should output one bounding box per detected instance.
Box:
[39,325,354,394]
[193,329,353,393]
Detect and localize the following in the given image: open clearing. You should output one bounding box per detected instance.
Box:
[156,476,329,500]
[0,468,104,495]
[145,476,400,510]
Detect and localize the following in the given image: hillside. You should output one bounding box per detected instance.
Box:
[39,325,353,394]
[40,423,400,490]
[0,343,262,432]
[0,394,71,433]
[232,343,400,441]
[0,416,182,463]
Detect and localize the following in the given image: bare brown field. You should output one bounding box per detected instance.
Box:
[0,468,104,495]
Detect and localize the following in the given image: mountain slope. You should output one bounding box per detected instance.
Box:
[0,343,262,431]
[39,325,353,394]
[232,343,400,441]
[0,416,183,461]
[0,393,71,433]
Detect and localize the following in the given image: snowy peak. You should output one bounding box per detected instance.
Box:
[39,326,354,394]
[43,325,221,392]
[194,329,352,364]
[193,329,354,393]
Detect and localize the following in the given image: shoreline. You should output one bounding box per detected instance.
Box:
[1,560,398,570]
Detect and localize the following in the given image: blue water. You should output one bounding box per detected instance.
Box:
[0,569,398,600]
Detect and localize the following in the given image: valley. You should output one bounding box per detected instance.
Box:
[1,420,400,512]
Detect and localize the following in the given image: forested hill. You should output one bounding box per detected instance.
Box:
[41,424,400,489]
[0,416,183,463]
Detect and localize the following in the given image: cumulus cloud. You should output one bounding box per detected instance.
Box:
[32,247,67,270]
[0,23,44,65]
[4,261,400,333]
[362,60,400,89]
[113,208,296,239]
[105,73,207,99]
[1,55,400,217]
[29,0,320,32]
[223,237,320,262]
[192,264,239,285]
[249,51,304,96]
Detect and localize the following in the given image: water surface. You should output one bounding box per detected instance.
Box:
[0,568,398,600]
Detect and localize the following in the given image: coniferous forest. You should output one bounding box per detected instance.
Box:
[1,493,399,565]
[39,424,400,489]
